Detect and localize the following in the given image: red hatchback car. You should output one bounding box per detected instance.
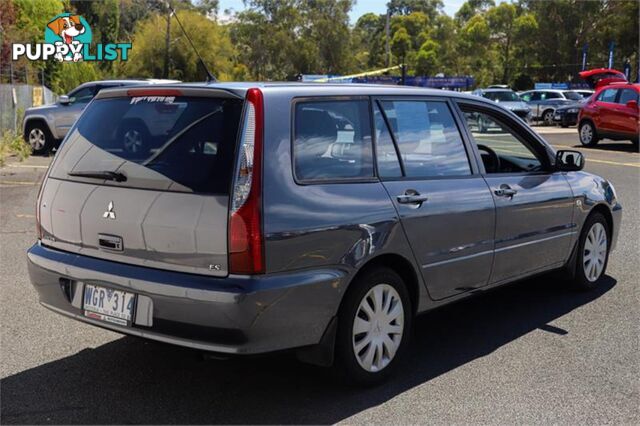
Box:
[578,82,639,146]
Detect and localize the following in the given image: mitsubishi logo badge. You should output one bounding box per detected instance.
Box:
[103,201,116,220]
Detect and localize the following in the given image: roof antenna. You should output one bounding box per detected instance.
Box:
[167,2,217,83]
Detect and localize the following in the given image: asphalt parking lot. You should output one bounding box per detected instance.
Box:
[1,127,638,424]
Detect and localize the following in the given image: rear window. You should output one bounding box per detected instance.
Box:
[50,96,243,194]
[293,100,373,182]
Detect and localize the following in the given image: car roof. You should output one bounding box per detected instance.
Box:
[110,81,497,103]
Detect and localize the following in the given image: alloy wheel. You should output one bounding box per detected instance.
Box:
[583,222,607,282]
[352,283,404,373]
[580,124,593,144]
[123,129,142,153]
[28,128,46,151]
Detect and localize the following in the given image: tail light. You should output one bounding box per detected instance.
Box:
[229,88,264,274]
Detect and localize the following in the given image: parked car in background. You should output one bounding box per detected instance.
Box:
[27,83,621,385]
[22,79,180,154]
[471,88,532,123]
[519,89,584,125]
[553,96,591,127]
[574,90,595,98]
[578,68,627,89]
[578,82,639,146]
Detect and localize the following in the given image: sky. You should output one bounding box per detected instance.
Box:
[218,0,468,22]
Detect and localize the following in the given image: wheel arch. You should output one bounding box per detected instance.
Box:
[23,117,53,139]
[346,253,421,317]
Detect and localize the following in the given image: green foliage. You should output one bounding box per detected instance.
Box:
[125,10,238,81]
[0,109,31,166]
[2,0,639,94]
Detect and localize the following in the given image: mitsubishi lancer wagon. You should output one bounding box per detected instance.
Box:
[27,83,621,385]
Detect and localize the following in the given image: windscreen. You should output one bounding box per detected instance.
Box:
[51,96,243,194]
[482,91,521,102]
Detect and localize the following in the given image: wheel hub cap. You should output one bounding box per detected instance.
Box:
[28,128,45,150]
[583,222,607,282]
[352,283,404,373]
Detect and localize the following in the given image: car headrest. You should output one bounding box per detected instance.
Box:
[296,109,338,142]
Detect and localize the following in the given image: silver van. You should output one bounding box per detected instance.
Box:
[27,83,621,385]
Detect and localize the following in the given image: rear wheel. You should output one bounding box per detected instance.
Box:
[579,121,599,146]
[573,212,610,290]
[334,267,412,386]
[24,122,52,155]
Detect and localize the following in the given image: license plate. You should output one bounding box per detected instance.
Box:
[83,284,136,326]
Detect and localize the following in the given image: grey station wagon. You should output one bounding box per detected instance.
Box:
[27,83,621,385]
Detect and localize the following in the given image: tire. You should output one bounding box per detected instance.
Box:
[24,121,52,155]
[572,212,610,290]
[579,121,599,146]
[334,267,412,386]
[542,110,554,126]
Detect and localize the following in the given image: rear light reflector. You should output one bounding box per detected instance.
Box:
[229,88,264,274]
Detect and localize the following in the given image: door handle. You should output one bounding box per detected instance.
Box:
[494,184,518,197]
[397,192,429,204]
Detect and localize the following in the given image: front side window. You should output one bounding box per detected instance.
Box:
[598,88,618,103]
[520,92,532,102]
[459,106,544,174]
[617,89,638,105]
[294,100,373,182]
[69,86,96,103]
[378,100,471,178]
[545,92,562,99]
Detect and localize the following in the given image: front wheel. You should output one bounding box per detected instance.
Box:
[334,267,412,386]
[542,109,555,126]
[24,122,52,155]
[579,121,599,146]
[573,213,610,290]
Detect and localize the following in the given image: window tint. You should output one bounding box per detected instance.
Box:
[530,92,542,101]
[294,100,373,181]
[460,107,543,174]
[69,86,96,103]
[52,96,243,194]
[598,88,618,103]
[545,92,562,99]
[618,89,638,104]
[374,103,402,178]
[563,91,582,100]
[520,92,532,102]
[379,100,470,177]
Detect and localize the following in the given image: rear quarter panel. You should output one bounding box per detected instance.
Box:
[260,90,430,311]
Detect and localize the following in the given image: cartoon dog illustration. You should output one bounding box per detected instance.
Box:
[47,15,85,62]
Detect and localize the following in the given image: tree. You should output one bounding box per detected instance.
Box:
[391,27,411,66]
[387,0,443,21]
[415,39,439,75]
[125,10,239,81]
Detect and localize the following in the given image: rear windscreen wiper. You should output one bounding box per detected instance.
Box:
[68,170,127,182]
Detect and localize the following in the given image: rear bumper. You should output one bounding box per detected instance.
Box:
[27,243,346,354]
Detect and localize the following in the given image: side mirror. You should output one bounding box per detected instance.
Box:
[59,95,71,105]
[626,100,638,110]
[556,150,584,172]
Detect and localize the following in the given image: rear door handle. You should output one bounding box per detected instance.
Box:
[397,192,429,204]
[494,184,518,197]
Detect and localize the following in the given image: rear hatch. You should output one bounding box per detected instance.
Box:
[39,87,244,277]
[578,68,627,89]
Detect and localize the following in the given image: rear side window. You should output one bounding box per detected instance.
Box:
[50,96,243,194]
[378,100,471,178]
[294,100,373,182]
[598,89,618,103]
[617,89,638,104]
